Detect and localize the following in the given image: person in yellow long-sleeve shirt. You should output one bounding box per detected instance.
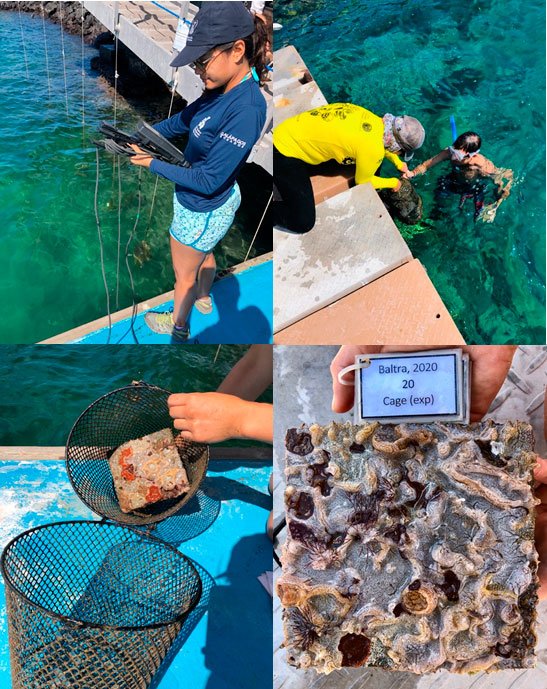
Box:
[273,103,425,233]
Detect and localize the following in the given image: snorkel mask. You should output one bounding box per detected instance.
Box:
[449,146,480,161]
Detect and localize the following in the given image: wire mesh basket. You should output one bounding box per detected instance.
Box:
[65,382,209,525]
[1,520,202,689]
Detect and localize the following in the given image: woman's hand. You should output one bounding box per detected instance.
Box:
[402,169,416,179]
[129,144,153,168]
[168,392,273,444]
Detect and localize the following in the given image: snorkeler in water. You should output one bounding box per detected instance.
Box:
[404,131,513,222]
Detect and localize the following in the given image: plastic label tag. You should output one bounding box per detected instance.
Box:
[354,349,470,424]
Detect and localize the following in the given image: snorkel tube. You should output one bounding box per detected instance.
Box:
[450,114,457,141]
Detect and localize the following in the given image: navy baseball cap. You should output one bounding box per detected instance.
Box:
[171,1,254,68]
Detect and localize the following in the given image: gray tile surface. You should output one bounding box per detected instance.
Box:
[273,185,412,331]
[273,45,328,127]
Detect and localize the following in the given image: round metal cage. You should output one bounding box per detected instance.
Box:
[0,520,202,689]
[65,383,209,525]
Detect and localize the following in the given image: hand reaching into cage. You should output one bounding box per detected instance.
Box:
[169,345,273,537]
[168,392,273,444]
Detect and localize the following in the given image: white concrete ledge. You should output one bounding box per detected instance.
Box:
[274,183,412,332]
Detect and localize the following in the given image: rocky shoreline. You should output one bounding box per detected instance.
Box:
[0,1,182,104]
[0,1,102,42]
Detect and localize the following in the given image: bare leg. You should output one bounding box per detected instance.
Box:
[196,252,216,300]
[170,236,207,327]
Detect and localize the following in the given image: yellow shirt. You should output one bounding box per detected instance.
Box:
[273,103,404,189]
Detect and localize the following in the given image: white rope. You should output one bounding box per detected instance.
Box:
[17,5,29,80]
[116,167,143,344]
[243,191,272,262]
[337,364,359,386]
[40,2,52,100]
[337,362,369,386]
[167,71,179,116]
[58,2,70,117]
[80,2,85,146]
[213,344,222,365]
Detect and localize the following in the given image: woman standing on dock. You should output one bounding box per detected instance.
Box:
[130,1,268,342]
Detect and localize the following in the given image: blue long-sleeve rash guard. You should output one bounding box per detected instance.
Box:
[150,78,266,212]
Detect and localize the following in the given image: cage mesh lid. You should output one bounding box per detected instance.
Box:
[64,382,209,526]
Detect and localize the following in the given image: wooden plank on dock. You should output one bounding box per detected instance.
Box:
[310,161,355,204]
[274,259,466,345]
[0,446,271,462]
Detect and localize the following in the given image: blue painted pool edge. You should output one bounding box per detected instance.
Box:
[40,256,273,345]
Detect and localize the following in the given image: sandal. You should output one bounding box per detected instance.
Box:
[195,296,213,314]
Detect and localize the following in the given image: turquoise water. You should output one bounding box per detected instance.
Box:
[276,0,546,343]
[0,11,271,344]
[0,344,272,445]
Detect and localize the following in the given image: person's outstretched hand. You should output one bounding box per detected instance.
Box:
[330,345,517,422]
[168,392,273,444]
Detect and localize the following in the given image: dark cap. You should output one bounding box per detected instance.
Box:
[171,1,254,68]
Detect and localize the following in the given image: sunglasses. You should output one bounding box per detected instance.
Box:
[190,43,235,72]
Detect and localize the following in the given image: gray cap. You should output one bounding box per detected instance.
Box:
[392,116,426,152]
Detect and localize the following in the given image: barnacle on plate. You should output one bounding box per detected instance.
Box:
[285,428,314,456]
[338,633,371,667]
[286,489,315,520]
[401,583,438,616]
[285,606,320,651]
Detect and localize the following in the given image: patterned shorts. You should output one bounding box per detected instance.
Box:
[169,184,241,253]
